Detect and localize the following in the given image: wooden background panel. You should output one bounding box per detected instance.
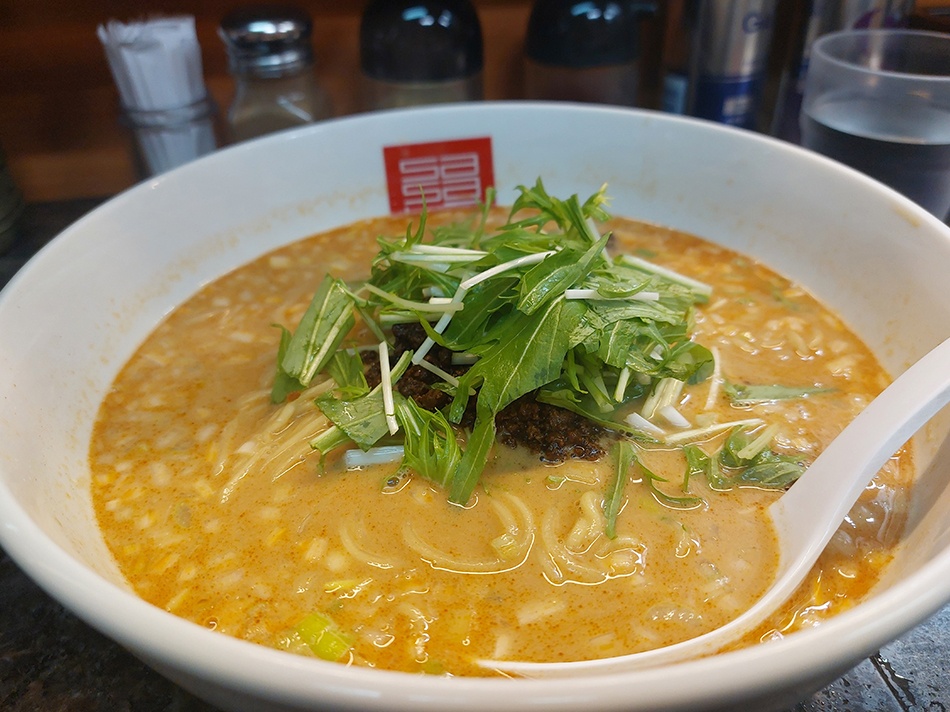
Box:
[0,0,539,200]
[1,0,945,202]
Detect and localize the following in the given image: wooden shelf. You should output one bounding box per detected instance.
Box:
[3,0,944,202]
[0,1,535,201]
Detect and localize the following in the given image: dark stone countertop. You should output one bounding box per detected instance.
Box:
[1,200,948,711]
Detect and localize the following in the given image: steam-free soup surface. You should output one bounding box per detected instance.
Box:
[90,210,910,676]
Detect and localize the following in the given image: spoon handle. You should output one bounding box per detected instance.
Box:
[770,334,950,583]
[653,333,950,665]
[478,335,950,678]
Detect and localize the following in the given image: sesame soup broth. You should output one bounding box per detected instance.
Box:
[90,210,911,677]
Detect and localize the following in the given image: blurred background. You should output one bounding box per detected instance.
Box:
[0,0,947,203]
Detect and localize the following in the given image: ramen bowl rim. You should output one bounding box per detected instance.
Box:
[1,102,950,711]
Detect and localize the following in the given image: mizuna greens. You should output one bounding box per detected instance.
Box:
[273,180,810,505]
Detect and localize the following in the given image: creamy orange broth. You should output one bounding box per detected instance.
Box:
[90,211,911,676]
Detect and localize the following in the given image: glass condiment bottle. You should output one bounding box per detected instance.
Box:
[360,0,484,111]
[218,5,332,143]
[524,0,656,107]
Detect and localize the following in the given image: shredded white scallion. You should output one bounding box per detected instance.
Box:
[642,378,684,419]
[625,411,666,437]
[564,289,660,301]
[663,418,765,445]
[659,405,691,429]
[415,358,476,395]
[414,251,557,365]
[379,341,398,435]
[704,346,722,410]
[392,253,483,264]
[364,283,463,313]
[411,288,467,365]
[459,250,557,291]
[344,446,405,469]
[614,366,631,402]
[620,254,713,297]
[411,244,488,256]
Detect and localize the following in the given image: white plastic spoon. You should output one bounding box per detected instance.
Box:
[480,334,950,677]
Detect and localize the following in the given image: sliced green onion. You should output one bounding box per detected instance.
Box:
[295,612,352,662]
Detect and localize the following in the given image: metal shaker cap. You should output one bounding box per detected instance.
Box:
[525,0,655,68]
[360,0,483,82]
[219,5,314,77]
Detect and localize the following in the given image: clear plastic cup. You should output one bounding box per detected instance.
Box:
[800,29,950,221]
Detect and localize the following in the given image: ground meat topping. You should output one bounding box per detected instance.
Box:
[361,322,609,462]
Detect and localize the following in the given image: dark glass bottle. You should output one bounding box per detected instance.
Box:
[360,0,484,111]
[524,0,656,107]
[0,143,23,255]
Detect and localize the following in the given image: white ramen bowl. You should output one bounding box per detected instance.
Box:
[2,103,950,712]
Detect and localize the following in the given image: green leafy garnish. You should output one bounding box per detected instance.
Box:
[312,351,411,452]
[273,275,354,401]
[271,325,302,403]
[326,349,369,397]
[605,440,636,539]
[274,179,718,503]
[395,397,462,489]
[724,381,835,405]
[636,451,704,510]
[683,443,731,492]
[717,426,806,489]
[734,453,806,489]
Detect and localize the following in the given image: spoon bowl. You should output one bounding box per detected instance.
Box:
[480,334,950,677]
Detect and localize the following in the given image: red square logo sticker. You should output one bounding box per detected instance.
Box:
[383,137,495,214]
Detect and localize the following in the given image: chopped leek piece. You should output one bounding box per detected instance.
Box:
[295,612,352,662]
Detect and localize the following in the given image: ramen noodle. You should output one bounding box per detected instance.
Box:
[90,200,910,677]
